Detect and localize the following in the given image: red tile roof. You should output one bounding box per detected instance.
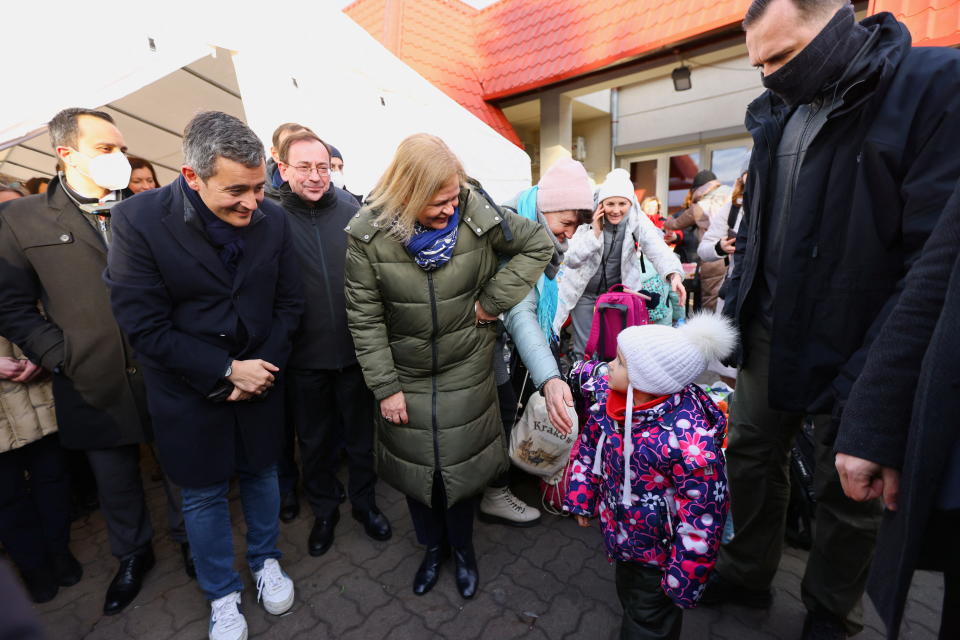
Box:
[870,0,960,46]
[346,0,960,144]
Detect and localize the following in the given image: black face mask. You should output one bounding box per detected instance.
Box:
[761,4,869,106]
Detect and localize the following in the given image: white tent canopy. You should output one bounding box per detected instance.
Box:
[0,0,531,201]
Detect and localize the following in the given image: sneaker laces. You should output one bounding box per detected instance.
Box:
[502,489,527,513]
[211,593,244,632]
[256,559,287,603]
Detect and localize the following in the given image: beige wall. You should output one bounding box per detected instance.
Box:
[617,53,763,148]
[573,115,612,182]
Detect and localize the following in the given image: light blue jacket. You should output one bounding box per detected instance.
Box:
[502,285,560,388]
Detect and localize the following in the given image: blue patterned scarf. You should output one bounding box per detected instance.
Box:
[405,208,460,271]
[515,186,558,343]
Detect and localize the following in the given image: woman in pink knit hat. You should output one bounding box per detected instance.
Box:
[481,158,595,529]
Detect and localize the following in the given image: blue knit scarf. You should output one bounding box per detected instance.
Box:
[515,186,558,343]
[180,176,246,276]
[405,208,460,271]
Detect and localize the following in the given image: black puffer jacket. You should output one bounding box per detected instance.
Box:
[724,12,960,425]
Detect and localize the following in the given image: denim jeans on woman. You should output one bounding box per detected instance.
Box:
[181,464,282,600]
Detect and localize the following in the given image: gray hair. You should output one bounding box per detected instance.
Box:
[48,108,115,151]
[182,111,265,181]
[743,0,847,28]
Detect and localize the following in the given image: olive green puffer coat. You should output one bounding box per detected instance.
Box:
[345,182,553,506]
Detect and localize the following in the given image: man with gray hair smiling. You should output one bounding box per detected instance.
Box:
[105,111,304,640]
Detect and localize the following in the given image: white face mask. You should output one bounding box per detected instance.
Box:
[329,170,345,189]
[74,151,132,191]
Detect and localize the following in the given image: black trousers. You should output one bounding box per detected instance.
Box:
[286,365,376,519]
[277,414,299,498]
[0,434,72,572]
[615,562,682,640]
[407,472,476,549]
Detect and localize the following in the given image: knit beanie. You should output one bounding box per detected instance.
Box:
[616,313,737,395]
[537,158,593,213]
[596,168,635,204]
[691,170,717,191]
[328,145,343,161]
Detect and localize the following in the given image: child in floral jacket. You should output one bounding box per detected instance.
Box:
[563,313,737,639]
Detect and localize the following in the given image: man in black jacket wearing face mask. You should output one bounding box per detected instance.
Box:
[703,1,960,638]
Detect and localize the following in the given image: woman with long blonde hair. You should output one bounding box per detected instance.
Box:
[344,134,552,599]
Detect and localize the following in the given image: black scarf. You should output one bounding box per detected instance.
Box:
[180,176,246,275]
[761,5,870,107]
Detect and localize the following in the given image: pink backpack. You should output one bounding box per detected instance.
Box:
[583,284,650,360]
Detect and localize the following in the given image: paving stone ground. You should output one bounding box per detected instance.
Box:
[30,457,943,640]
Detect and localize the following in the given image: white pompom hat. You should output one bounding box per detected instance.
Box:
[616,313,737,395]
[596,168,636,204]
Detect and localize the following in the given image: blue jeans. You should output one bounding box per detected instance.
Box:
[181,465,281,600]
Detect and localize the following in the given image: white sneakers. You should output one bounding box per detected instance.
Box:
[207,559,295,640]
[209,592,247,640]
[479,486,542,527]
[253,558,295,615]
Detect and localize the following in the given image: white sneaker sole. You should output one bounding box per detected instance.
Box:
[478,510,542,527]
[209,622,247,640]
[261,588,294,615]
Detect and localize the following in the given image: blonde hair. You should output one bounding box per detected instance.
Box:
[367,134,466,243]
[640,196,661,216]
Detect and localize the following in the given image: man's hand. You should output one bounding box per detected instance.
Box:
[836,452,900,511]
[0,357,25,381]
[720,237,736,254]
[226,386,253,402]
[380,391,409,425]
[668,272,687,306]
[227,359,278,395]
[10,359,43,383]
[575,515,591,528]
[475,301,497,326]
[543,378,574,435]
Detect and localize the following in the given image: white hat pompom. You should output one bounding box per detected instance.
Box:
[679,312,738,363]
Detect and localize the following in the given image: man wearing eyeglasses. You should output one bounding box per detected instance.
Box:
[266,130,392,557]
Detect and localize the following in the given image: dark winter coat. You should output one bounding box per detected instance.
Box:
[344,182,553,506]
[835,182,960,639]
[0,177,151,450]
[104,181,303,487]
[266,183,359,370]
[724,13,960,425]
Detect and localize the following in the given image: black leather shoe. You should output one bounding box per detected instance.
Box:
[21,566,59,603]
[279,490,300,523]
[308,511,340,557]
[352,507,392,541]
[180,543,196,579]
[103,548,155,616]
[52,551,83,587]
[453,546,478,599]
[802,611,848,640]
[413,544,449,596]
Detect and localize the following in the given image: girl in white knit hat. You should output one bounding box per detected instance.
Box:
[563,313,737,639]
[555,168,687,357]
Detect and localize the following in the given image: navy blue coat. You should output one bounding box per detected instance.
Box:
[836,181,960,639]
[105,180,303,487]
[723,13,960,425]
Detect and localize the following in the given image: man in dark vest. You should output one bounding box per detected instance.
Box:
[0,108,190,615]
[105,111,303,640]
[704,1,960,638]
[266,129,391,557]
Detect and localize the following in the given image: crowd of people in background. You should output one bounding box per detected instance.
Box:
[1,0,960,639]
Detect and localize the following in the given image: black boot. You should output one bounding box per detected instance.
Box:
[52,550,83,587]
[352,507,392,541]
[279,490,300,523]
[180,543,196,579]
[413,545,449,596]
[452,545,478,599]
[103,548,155,615]
[21,565,59,604]
[308,511,340,557]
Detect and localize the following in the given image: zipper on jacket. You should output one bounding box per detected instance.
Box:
[427,272,442,473]
[310,216,338,332]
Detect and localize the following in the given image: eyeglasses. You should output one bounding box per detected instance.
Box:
[284,163,329,177]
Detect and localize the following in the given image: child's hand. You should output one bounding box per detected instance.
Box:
[575,515,591,528]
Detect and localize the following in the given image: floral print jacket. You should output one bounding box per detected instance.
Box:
[562,361,729,608]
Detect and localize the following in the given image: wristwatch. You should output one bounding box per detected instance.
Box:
[224,362,233,379]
